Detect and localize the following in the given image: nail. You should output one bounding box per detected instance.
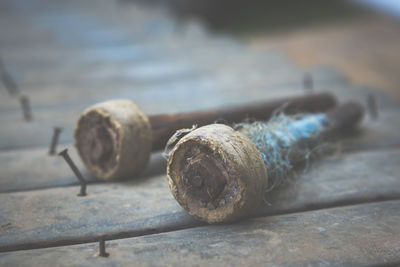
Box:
[1,71,19,96]
[19,95,33,121]
[367,94,378,120]
[58,149,87,196]
[49,127,62,155]
[0,60,19,96]
[303,73,313,93]
[99,235,109,257]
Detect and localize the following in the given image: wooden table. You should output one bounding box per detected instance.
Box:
[0,0,399,266]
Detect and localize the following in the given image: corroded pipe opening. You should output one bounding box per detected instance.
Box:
[167,124,268,223]
[74,99,152,180]
[76,110,119,173]
[178,142,230,209]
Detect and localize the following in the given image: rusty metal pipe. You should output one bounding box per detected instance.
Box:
[166,102,364,223]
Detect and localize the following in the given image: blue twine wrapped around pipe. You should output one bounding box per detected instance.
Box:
[234,113,330,191]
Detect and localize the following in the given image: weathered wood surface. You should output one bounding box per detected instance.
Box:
[0,145,166,193]
[1,200,399,266]
[1,0,399,152]
[0,148,399,252]
[0,0,302,111]
[1,0,400,265]
[1,82,399,150]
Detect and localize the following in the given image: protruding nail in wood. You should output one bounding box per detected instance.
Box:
[367,94,378,120]
[19,95,33,121]
[49,127,62,155]
[99,235,109,257]
[303,73,313,93]
[58,149,87,196]
[0,59,19,96]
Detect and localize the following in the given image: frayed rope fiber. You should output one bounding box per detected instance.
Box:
[234,113,330,191]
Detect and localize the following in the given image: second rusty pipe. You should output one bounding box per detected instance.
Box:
[150,92,336,150]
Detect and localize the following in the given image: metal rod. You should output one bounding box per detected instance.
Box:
[98,235,109,257]
[0,59,19,96]
[302,73,313,93]
[49,127,62,155]
[325,102,365,134]
[149,92,336,151]
[19,95,33,121]
[58,149,87,196]
[367,94,378,120]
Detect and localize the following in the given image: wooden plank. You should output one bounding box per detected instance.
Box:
[0,148,399,252]
[1,200,399,266]
[0,145,96,192]
[0,84,320,150]
[0,48,303,110]
[1,64,399,150]
[0,148,165,193]
[0,59,302,111]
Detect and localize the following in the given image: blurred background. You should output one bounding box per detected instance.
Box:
[165,0,400,99]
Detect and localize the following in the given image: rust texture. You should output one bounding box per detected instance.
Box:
[150,92,337,150]
[325,102,365,133]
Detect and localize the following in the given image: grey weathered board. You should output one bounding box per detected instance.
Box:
[1,200,399,266]
[0,77,398,150]
[1,0,398,150]
[0,148,166,193]
[0,149,399,252]
[1,0,400,265]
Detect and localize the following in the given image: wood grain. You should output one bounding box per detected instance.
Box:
[1,1,400,264]
[0,149,399,252]
[1,200,399,266]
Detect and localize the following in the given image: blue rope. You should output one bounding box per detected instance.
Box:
[235,113,330,191]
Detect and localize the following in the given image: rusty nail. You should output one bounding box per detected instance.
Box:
[49,127,62,155]
[58,149,87,196]
[99,235,109,257]
[367,94,378,120]
[19,95,33,121]
[0,60,19,96]
[303,73,313,93]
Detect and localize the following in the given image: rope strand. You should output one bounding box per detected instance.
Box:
[234,113,330,191]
